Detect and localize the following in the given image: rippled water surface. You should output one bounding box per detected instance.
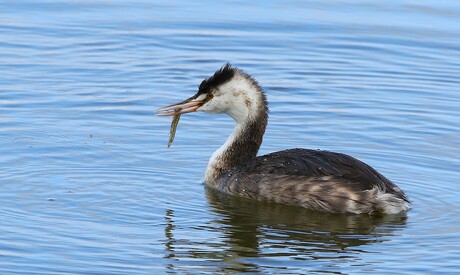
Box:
[1,1,460,274]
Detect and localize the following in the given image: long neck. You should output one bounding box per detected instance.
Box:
[204,107,268,185]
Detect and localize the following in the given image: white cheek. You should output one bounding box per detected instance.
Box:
[199,94,248,122]
[199,101,221,113]
[199,97,232,114]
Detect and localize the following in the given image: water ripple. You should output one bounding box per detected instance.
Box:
[1,0,460,274]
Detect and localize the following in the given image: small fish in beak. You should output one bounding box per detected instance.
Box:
[167,113,180,148]
[156,96,204,147]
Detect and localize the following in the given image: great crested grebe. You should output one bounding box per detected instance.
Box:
[156,64,410,214]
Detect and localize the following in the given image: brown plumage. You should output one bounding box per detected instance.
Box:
[217,148,409,214]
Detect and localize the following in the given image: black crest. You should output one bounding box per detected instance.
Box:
[198,63,236,94]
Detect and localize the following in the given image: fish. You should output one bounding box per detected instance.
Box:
[167,113,181,148]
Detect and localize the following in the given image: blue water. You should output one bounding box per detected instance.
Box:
[1,1,460,274]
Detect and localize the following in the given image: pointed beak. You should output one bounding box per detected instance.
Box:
[155,96,204,116]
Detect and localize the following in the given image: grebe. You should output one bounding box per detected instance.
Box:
[156,64,410,214]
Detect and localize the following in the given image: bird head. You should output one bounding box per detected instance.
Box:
[156,64,266,123]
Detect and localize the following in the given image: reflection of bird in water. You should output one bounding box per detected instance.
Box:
[157,64,410,214]
[161,189,408,273]
[205,186,408,256]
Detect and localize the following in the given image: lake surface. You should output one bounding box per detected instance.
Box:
[1,1,460,274]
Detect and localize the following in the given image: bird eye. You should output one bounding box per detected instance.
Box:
[206,93,214,100]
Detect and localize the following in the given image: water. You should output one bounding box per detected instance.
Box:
[1,1,459,274]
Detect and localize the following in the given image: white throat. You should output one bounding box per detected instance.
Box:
[204,122,246,184]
